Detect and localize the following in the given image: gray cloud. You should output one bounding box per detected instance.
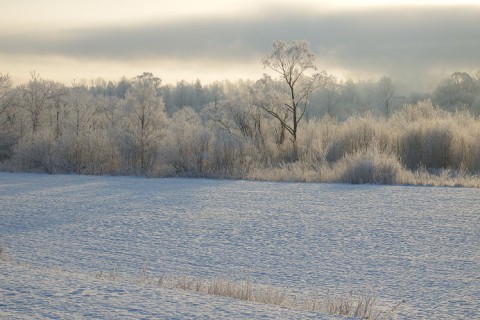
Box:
[2,5,479,83]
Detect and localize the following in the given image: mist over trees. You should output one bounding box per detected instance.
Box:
[1,41,480,186]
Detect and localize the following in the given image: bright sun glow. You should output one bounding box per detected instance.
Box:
[332,0,479,6]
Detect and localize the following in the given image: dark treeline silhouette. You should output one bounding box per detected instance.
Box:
[1,41,480,186]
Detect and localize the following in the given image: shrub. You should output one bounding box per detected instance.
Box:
[400,120,460,170]
[326,115,378,163]
[297,116,336,166]
[11,129,58,173]
[390,99,444,123]
[332,147,407,184]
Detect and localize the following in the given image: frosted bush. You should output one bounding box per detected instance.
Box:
[210,130,254,178]
[162,107,213,175]
[296,116,336,166]
[12,129,58,173]
[390,99,444,123]
[57,130,121,175]
[332,147,407,184]
[326,115,378,162]
[5,88,480,186]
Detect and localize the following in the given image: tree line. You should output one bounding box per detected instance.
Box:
[1,41,480,185]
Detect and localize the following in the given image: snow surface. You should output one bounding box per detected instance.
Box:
[1,172,479,319]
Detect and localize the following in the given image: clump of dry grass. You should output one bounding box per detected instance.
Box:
[318,290,404,319]
[0,244,11,262]
[410,166,480,188]
[95,267,118,281]
[129,267,402,319]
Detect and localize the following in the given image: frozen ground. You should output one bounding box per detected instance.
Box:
[1,172,479,319]
[1,261,336,319]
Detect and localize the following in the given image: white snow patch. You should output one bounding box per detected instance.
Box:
[1,173,479,319]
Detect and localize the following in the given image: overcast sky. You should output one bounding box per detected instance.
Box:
[1,0,479,91]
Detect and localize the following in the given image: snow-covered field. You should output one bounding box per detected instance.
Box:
[1,172,478,319]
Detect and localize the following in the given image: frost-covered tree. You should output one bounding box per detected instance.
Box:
[319,73,342,117]
[11,73,68,172]
[56,84,99,173]
[261,40,327,146]
[207,80,265,149]
[50,84,68,138]
[252,75,290,146]
[0,73,17,160]
[0,74,14,119]
[168,79,211,112]
[434,72,478,111]
[68,84,96,136]
[122,72,167,174]
[95,94,122,130]
[163,107,211,174]
[19,72,57,135]
[208,81,224,109]
[377,76,396,116]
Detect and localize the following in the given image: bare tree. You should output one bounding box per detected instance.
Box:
[261,40,326,145]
